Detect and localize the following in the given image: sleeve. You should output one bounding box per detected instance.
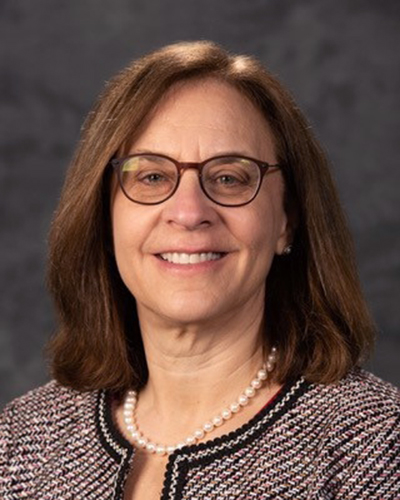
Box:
[0,405,13,498]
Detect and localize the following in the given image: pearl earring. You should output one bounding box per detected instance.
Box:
[282,245,292,256]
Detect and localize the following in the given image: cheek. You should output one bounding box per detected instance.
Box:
[248,221,277,262]
[254,181,288,251]
[111,195,145,261]
[112,198,130,255]
[231,201,284,256]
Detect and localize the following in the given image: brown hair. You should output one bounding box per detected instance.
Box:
[47,41,375,391]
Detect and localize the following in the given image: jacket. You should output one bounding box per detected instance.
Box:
[1,369,399,499]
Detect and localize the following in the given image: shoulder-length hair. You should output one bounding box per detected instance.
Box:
[47,40,375,391]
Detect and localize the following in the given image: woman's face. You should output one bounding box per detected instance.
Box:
[111,78,292,327]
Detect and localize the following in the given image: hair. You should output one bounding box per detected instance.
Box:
[47,40,375,391]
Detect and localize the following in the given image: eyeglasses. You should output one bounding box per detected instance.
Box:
[109,153,282,207]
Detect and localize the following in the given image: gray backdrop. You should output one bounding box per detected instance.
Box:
[1,0,399,408]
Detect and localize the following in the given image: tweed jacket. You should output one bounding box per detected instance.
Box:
[0,368,399,499]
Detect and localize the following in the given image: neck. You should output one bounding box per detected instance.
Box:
[135,300,270,421]
[117,302,281,452]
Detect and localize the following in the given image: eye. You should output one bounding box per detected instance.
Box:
[138,171,170,184]
[215,173,245,185]
[206,168,250,187]
[121,155,176,187]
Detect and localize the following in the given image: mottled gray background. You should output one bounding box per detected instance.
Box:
[1,0,399,408]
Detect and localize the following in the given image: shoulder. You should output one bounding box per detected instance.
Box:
[340,367,399,398]
[314,368,399,417]
[2,380,95,423]
[3,379,81,410]
[301,369,399,496]
[306,368,400,441]
[284,369,399,449]
[0,380,99,449]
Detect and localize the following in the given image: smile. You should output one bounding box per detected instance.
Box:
[159,252,224,264]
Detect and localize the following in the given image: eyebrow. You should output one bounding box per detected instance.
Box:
[129,149,261,159]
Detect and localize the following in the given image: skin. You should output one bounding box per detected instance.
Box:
[111,78,294,499]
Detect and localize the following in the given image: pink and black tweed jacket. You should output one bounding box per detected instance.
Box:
[1,369,399,499]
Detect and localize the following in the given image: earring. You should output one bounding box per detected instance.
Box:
[282,245,292,256]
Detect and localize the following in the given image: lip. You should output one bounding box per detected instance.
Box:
[160,251,224,264]
[152,251,229,272]
[154,247,229,254]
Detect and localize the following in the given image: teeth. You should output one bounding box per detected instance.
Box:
[160,252,222,264]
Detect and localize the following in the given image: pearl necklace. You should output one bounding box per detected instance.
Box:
[123,347,277,456]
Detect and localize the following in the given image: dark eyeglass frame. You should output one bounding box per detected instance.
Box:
[109,153,282,207]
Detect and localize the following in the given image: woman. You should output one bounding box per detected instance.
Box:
[1,41,399,499]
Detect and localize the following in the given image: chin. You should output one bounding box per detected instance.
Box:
[141,295,224,327]
[159,305,219,326]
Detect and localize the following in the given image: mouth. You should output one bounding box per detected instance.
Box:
[158,252,225,265]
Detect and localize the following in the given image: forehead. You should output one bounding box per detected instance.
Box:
[129,78,276,161]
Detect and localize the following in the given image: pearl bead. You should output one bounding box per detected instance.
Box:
[127,424,136,432]
[213,416,223,427]
[167,446,176,454]
[245,386,256,398]
[137,437,147,448]
[271,346,277,354]
[146,442,156,453]
[251,379,262,389]
[156,446,166,455]
[194,428,205,439]
[177,442,186,449]
[186,435,196,445]
[230,402,240,413]
[221,409,232,420]
[266,361,274,372]
[257,369,267,380]
[238,394,249,406]
[203,421,214,432]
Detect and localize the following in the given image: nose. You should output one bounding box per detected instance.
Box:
[161,169,217,230]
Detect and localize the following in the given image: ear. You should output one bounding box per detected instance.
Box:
[275,201,298,256]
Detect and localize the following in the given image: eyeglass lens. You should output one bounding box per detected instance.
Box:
[119,154,262,206]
